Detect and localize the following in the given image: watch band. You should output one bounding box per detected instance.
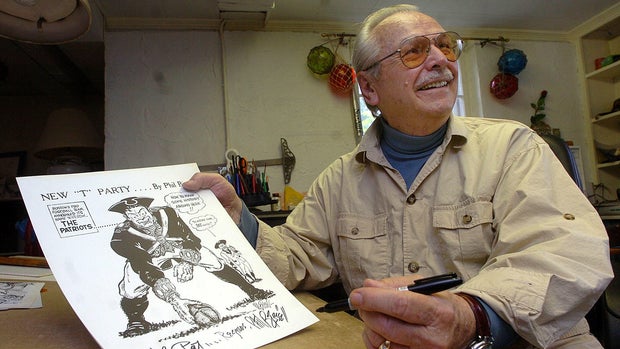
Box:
[456,293,494,349]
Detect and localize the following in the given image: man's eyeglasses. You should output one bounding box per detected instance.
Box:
[362,31,463,71]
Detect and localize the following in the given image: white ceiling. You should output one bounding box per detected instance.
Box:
[1,0,619,97]
[96,0,619,32]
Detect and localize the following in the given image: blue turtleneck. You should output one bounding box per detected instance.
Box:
[379,117,447,189]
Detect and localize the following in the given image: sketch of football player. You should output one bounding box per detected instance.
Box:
[214,239,260,283]
[108,196,272,336]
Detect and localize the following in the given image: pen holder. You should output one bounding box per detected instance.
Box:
[240,192,277,208]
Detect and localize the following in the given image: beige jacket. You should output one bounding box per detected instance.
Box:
[256,116,613,347]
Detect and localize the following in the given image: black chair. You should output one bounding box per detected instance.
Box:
[597,255,620,347]
[540,133,619,348]
[539,133,582,189]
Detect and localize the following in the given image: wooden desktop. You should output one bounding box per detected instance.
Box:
[0,280,365,348]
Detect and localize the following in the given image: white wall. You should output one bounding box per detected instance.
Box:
[461,39,591,185]
[105,31,226,172]
[105,30,589,194]
[473,40,584,140]
[105,30,356,196]
[224,31,356,192]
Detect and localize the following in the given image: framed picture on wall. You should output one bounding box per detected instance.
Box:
[0,151,26,198]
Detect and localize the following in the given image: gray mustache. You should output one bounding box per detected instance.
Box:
[417,68,454,86]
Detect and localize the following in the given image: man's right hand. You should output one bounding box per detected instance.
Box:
[183,172,243,224]
[350,276,476,349]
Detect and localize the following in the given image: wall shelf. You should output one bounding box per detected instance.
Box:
[598,160,620,169]
[586,59,620,80]
[592,111,620,124]
[578,6,620,201]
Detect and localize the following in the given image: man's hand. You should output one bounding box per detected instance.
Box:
[183,172,243,224]
[349,275,476,349]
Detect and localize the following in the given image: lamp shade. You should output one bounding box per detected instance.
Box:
[0,0,92,44]
[34,107,103,162]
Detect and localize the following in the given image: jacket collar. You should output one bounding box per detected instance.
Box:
[355,114,468,164]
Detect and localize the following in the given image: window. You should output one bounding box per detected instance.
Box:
[352,83,375,142]
[452,65,466,116]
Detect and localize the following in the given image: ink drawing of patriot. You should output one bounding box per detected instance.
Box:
[108,196,273,338]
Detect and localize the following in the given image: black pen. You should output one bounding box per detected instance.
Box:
[315,272,463,313]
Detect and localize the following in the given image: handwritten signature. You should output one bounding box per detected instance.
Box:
[150,304,289,348]
[245,304,289,329]
[215,322,248,339]
[151,340,205,349]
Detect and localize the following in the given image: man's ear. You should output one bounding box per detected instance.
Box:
[357,73,379,106]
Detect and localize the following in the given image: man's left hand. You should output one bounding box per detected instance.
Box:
[349,275,476,349]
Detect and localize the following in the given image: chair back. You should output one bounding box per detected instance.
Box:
[539,133,583,189]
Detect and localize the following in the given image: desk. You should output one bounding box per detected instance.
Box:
[253,209,291,227]
[0,280,365,349]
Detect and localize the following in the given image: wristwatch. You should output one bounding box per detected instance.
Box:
[456,293,495,349]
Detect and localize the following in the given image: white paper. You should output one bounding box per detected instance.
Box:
[0,281,45,310]
[17,163,317,349]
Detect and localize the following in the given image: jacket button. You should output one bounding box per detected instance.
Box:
[351,227,359,235]
[462,214,472,224]
[406,194,416,204]
[407,261,420,273]
[563,213,575,220]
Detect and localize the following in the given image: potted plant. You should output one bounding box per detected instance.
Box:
[530,90,552,135]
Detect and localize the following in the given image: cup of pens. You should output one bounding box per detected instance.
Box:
[223,156,278,208]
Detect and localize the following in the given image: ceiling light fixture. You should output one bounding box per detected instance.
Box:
[0,0,92,44]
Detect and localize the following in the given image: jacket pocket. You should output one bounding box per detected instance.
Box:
[433,200,495,277]
[336,213,388,289]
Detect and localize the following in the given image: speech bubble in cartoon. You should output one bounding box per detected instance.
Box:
[165,192,205,215]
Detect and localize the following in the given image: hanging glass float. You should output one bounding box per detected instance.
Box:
[490,73,519,99]
[328,63,356,95]
[306,45,335,75]
[497,49,527,75]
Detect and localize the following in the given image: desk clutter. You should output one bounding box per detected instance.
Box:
[1,281,365,349]
[218,153,307,210]
[199,139,298,208]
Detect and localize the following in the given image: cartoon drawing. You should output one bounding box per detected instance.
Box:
[108,196,273,337]
[215,239,260,283]
[0,282,29,304]
[18,164,319,348]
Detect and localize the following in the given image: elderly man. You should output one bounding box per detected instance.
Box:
[184,4,612,348]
